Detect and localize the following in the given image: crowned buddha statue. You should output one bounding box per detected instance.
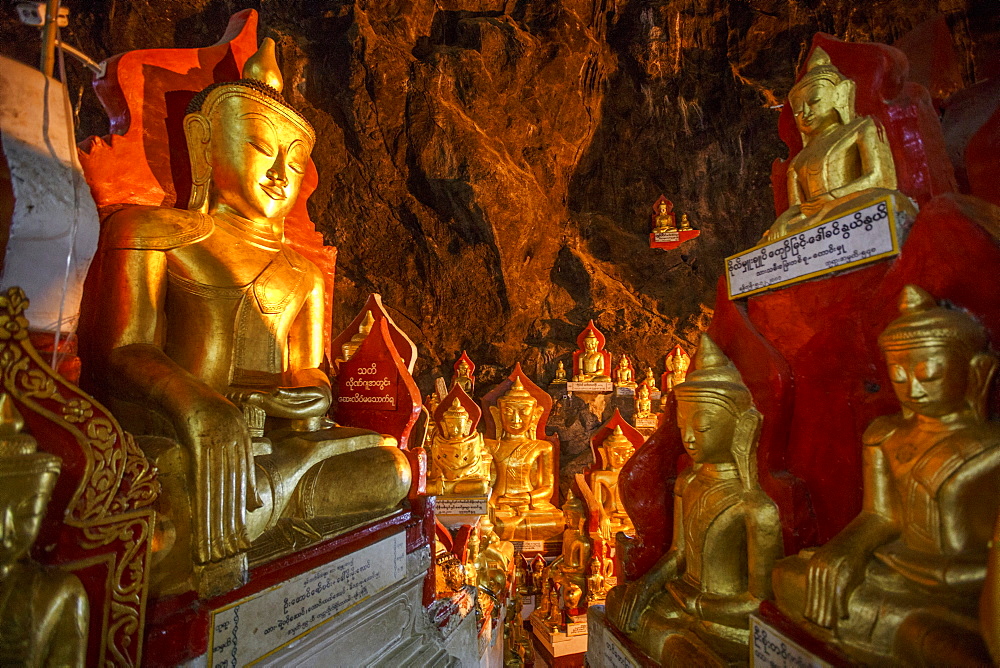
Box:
[588,555,607,603]
[634,382,653,419]
[452,358,474,394]
[337,310,374,364]
[542,491,592,610]
[606,336,783,665]
[84,40,410,596]
[0,395,89,667]
[761,47,914,243]
[573,330,611,383]
[551,361,568,386]
[486,378,563,541]
[590,426,636,537]
[652,200,676,233]
[427,397,492,497]
[615,356,637,389]
[664,345,691,393]
[772,285,1000,665]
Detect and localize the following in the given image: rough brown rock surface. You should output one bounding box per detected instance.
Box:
[1,1,997,466]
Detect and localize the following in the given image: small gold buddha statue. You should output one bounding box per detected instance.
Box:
[427,397,492,497]
[486,378,563,541]
[590,425,637,536]
[772,285,1000,665]
[0,395,89,667]
[678,213,693,231]
[664,345,691,393]
[551,360,568,386]
[473,514,515,598]
[545,491,593,601]
[614,355,637,389]
[573,330,612,383]
[503,592,533,666]
[606,335,783,664]
[762,47,914,243]
[452,358,474,394]
[424,392,441,444]
[634,382,653,419]
[85,39,411,595]
[652,200,676,233]
[587,554,607,603]
[338,310,374,364]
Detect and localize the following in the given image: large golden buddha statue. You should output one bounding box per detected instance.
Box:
[427,396,492,497]
[486,378,563,541]
[85,40,410,595]
[0,395,89,667]
[772,285,999,665]
[590,425,636,537]
[761,47,914,243]
[606,336,783,665]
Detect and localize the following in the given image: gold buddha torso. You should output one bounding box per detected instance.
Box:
[431,433,489,481]
[872,418,1000,584]
[791,117,872,203]
[106,207,318,392]
[490,437,544,498]
[668,466,744,601]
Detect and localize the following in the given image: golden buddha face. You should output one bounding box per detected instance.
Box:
[885,344,971,418]
[607,441,634,469]
[441,411,471,439]
[499,398,536,437]
[789,78,842,137]
[0,470,56,569]
[584,336,599,353]
[677,398,736,464]
[457,361,471,378]
[658,202,667,214]
[195,94,313,224]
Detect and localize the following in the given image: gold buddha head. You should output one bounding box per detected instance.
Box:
[658,202,668,214]
[184,39,316,226]
[563,489,586,529]
[0,396,61,572]
[457,359,471,379]
[878,285,995,421]
[441,398,472,439]
[496,378,542,439]
[602,425,635,470]
[618,356,628,370]
[788,47,856,140]
[583,330,600,353]
[636,382,650,400]
[676,336,762,482]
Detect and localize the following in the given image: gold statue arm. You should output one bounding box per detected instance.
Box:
[695,498,783,627]
[804,442,899,628]
[614,491,686,633]
[41,575,89,668]
[982,514,1000,662]
[827,120,894,200]
[528,443,555,507]
[99,246,256,564]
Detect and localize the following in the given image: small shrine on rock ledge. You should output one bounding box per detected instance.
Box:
[1,3,999,667]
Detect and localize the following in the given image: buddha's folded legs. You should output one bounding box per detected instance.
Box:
[631,595,723,667]
[292,445,411,520]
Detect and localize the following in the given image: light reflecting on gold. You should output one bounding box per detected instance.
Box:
[761,47,914,243]
[427,397,491,497]
[773,285,997,665]
[606,336,782,664]
[486,379,563,541]
[88,39,409,597]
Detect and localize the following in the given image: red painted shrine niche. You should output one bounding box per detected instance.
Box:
[648,195,700,250]
[570,320,612,382]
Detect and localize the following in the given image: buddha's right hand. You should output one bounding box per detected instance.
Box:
[179,389,257,563]
[803,544,865,628]
[613,577,656,633]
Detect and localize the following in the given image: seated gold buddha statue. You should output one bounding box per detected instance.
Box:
[761,47,914,243]
[544,491,592,601]
[590,425,636,537]
[573,331,611,382]
[84,40,410,596]
[0,395,88,667]
[615,356,637,389]
[551,360,568,386]
[427,398,492,497]
[486,379,563,541]
[452,358,474,394]
[634,382,653,419]
[606,336,783,665]
[653,201,676,233]
[772,285,999,665]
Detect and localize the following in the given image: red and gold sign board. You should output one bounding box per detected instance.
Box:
[334,317,422,449]
[0,287,158,666]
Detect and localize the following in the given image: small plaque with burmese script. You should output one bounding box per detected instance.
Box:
[601,630,640,668]
[435,496,489,516]
[566,622,588,636]
[726,197,901,300]
[337,359,398,411]
[615,387,635,396]
[567,381,614,393]
[634,416,658,428]
[749,614,832,668]
[514,540,545,553]
[653,230,680,243]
